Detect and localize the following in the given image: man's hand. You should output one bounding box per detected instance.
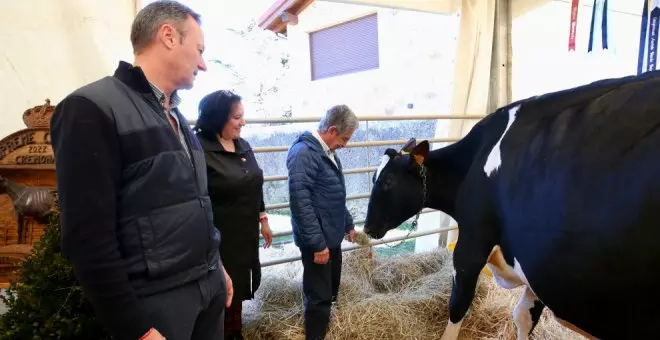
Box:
[346,228,356,243]
[261,221,273,249]
[141,328,166,340]
[223,266,233,308]
[314,247,330,264]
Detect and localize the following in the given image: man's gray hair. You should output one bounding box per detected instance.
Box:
[131,0,201,54]
[318,104,359,134]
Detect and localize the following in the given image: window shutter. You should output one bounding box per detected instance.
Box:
[309,13,379,81]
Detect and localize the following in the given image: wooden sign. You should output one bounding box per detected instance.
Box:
[0,99,55,170]
[0,99,57,286]
[0,128,53,169]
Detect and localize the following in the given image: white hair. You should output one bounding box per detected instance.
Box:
[318,104,359,134]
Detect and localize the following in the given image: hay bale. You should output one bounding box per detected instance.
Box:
[353,231,370,246]
[245,276,305,340]
[370,249,449,293]
[255,276,303,312]
[244,248,586,340]
[327,295,439,339]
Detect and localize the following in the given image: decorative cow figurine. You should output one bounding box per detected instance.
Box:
[0,175,58,243]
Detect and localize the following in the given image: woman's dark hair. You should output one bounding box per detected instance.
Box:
[194,90,242,141]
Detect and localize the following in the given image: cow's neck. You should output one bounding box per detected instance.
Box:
[423,125,485,219]
[422,150,465,218]
[2,179,23,203]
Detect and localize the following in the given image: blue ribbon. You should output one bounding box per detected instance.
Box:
[638,0,649,75]
[588,0,609,52]
[648,5,660,72]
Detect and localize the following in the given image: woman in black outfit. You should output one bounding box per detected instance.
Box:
[194,90,273,340]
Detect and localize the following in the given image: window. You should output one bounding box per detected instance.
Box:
[309,13,380,81]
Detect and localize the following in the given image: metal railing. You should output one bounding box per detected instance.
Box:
[186,113,484,266]
[189,114,485,126]
[261,225,459,267]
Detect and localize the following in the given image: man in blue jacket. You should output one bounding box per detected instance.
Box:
[287,104,359,340]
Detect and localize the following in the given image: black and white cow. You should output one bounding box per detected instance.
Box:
[363,71,660,340]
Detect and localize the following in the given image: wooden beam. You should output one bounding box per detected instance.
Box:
[256,0,553,34]
[445,0,512,249]
[511,0,549,18]
[489,0,512,111]
[320,0,461,14]
[317,0,550,17]
[258,0,314,35]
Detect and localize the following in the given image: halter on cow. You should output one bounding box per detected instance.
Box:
[363,70,660,339]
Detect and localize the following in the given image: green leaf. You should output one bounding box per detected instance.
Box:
[0,212,111,339]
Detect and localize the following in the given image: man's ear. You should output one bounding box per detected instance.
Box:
[410,140,429,166]
[327,125,339,135]
[159,23,177,49]
[400,138,416,154]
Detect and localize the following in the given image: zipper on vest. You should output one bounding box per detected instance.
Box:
[144,93,194,168]
[142,92,212,269]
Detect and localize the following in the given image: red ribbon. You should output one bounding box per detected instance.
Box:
[569,0,580,51]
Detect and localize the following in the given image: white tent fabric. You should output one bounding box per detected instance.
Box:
[0,0,136,138]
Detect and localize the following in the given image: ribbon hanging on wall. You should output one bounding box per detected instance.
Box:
[587,0,609,52]
[638,0,660,74]
[568,0,580,51]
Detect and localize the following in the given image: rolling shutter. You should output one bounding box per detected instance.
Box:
[309,13,380,81]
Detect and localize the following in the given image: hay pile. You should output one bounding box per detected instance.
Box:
[244,247,585,340]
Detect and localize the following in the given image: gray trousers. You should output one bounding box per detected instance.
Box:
[141,268,227,340]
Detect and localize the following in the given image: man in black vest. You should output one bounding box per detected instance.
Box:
[50,1,231,339]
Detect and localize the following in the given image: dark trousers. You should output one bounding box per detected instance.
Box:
[224,299,243,338]
[300,247,342,340]
[141,268,227,340]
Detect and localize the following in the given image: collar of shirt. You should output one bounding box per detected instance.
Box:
[312,130,338,169]
[312,130,334,158]
[149,82,182,110]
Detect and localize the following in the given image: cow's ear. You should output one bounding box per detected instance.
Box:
[400,138,416,154]
[410,140,429,166]
[385,148,398,159]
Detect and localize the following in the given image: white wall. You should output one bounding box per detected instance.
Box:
[284,2,461,252]
[0,0,135,139]
[286,1,459,117]
[512,0,644,101]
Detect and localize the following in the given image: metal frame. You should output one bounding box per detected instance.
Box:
[186,114,484,267]
[188,114,484,126]
[261,225,459,267]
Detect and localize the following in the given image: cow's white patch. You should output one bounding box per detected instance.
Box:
[486,246,528,289]
[513,286,537,340]
[487,246,541,340]
[440,319,464,340]
[374,155,390,182]
[483,105,520,177]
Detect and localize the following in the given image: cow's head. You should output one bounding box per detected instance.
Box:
[364,138,429,239]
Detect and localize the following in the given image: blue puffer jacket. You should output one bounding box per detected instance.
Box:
[287,131,354,251]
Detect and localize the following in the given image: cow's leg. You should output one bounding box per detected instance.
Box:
[440,233,494,340]
[16,213,23,244]
[513,286,545,340]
